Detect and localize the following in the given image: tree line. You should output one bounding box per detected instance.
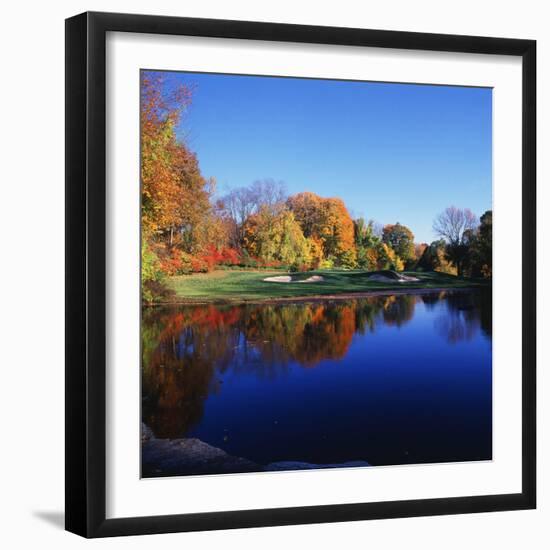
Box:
[141,75,492,300]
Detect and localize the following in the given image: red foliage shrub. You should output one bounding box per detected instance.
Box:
[262,259,283,268]
[158,245,244,275]
[186,246,243,273]
[220,247,241,265]
[159,249,183,276]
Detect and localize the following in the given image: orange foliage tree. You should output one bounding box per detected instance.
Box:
[287,192,357,267]
[140,73,241,290]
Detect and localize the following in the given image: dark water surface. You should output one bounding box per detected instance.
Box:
[142,290,492,473]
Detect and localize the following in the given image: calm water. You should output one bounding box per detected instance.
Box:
[142,290,492,474]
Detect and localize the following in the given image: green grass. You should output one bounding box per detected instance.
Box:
[165,269,488,304]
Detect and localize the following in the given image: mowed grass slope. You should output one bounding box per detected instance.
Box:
[167,269,486,303]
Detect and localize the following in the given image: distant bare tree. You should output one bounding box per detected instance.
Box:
[433,206,478,276]
[433,206,478,245]
[370,220,384,238]
[249,179,287,211]
[220,179,287,247]
[222,187,255,225]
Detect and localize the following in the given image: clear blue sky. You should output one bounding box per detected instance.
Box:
[148,70,492,244]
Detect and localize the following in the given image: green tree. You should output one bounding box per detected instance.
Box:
[354,218,382,270]
[382,223,416,267]
[242,207,311,268]
[417,239,457,275]
[477,210,492,277]
[377,242,404,271]
[466,210,492,278]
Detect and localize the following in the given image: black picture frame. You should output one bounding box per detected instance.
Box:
[65,11,536,538]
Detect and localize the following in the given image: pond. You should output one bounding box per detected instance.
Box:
[142,289,492,476]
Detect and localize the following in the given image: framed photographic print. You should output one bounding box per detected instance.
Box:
[65,11,536,537]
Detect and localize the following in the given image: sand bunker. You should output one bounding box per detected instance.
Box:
[263,275,325,283]
[368,273,419,283]
[263,275,292,283]
[299,275,324,283]
[263,272,418,284]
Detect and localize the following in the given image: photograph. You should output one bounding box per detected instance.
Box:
[140,69,493,478]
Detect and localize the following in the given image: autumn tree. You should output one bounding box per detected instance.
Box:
[142,74,187,236]
[433,206,478,276]
[354,218,382,270]
[220,187,257,246]
[287,192,356,267]
[417,239,457,275]
[320,198,357,267]
[307,237,324,269]
[377,242,405,271]
[141,73,240,293]
[220,179,287,246]
[242,207,311,268]
[141,73,211,249]
[191,200,233,254]
[286,192,324,238]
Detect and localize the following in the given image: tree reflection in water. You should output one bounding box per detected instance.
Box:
[142,290,491,439]
[433,290,492,344]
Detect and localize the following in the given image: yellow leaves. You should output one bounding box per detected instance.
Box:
[394,256,405,272]
[306,237,324,268]
[287,193,357,267]
[242,208,313,267]
[434,248,458,275]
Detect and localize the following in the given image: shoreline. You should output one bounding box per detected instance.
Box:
[144,285,485,307]
[141,425,370,477]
